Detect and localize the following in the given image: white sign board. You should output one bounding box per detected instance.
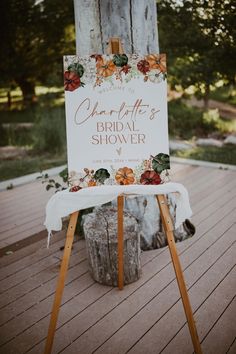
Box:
[64,54,169,187]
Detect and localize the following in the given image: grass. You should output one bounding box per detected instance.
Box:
[0,154,67,181]
[209,85,236,106]
[168,99,235,139]
[171,145,236,166]
[0,86,64,125]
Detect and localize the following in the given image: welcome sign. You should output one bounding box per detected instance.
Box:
[64,54,170,188]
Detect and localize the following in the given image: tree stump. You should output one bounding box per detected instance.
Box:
[83,206,141,286]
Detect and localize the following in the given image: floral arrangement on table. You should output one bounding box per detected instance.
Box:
[69,153,170,192]
[64,53,167,91]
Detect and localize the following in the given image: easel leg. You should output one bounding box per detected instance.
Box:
[117,195,124,290]
[156,195,202,354]
[44,211,79,354]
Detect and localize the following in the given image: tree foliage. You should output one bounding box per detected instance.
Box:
[157,0,236,103]
[0,0,75,101]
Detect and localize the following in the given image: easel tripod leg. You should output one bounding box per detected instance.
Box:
[156,195,202,354]
[44,211,79,354]
[117,195,124,290]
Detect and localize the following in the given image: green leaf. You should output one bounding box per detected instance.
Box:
[46,184,53,191]
[113,54,128,67]
[59,167,68,183]
[94,168,110,184]
[55,182,61,189]
[152,153,170,173]
[68,63,84,77]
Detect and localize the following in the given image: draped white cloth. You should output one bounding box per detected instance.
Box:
[44,182,192,247]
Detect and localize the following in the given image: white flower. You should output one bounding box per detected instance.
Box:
[68,172,89,188]
[147,69,163,83]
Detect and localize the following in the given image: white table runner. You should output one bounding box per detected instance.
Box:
[44,182,192,247]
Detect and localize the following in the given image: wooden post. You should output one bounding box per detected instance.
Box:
[156,195,202,354]
[107,37,125,290]
[44,211,79,354]
[117,195,124,290]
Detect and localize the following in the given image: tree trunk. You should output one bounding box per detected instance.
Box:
[203,83,210,110]
[17,79,36,104]
[83,206,141,286]
[73,0,159,55]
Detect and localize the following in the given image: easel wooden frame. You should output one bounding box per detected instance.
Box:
[44,38,202,354]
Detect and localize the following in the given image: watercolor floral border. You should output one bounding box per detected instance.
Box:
[69,153,170,192]
[64,53,167,91]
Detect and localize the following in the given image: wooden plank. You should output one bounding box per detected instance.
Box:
[193,188,236,227]
[20,207,236,353]
[0,224,47,250]
[193,177,236,215]
[0,206,49,234]
[64,224,236,354]
[0,166,235,353]
[0,264,91,327]
[227,338,236,354]
[0,244,87,309]
[202,296,236,354]
[0,232,66,280]
[0,180,54,204]
[0,230,65,269]
[189,171,235,204]
[0,216,46,240]
[126,227,236,354]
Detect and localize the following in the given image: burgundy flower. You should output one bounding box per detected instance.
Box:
[121,64,131,75]
[70,185,81,192]
[137,60,150,75]
[140,170,161,185]
[64,71,81,91]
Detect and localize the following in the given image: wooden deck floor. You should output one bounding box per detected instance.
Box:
[0,162,235,354]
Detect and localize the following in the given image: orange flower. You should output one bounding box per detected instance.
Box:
[145,54,166,73]
[115,167,135,185]
[88,180,97,187]
[96,58,116,77]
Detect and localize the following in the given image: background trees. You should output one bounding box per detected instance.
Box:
[157,0,236,106]
[0,0,75,102]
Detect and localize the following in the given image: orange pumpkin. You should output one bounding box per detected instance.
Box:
[145,54,166,73]
[96,59,116,77]
[115,167,135,185]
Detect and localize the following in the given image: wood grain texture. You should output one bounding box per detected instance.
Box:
[100,0,132,53]
[131,0,159,54]
[73,0,159,55]
[157,195,202,354]
[44,211,79,354]
[83,205,141,287]
[73,0,103,55]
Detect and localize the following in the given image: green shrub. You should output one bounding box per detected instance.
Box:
[32,106,66,154]
[168,99,222,139]
[0,124,34,146]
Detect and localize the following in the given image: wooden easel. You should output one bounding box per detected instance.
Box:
[44,38,202,354]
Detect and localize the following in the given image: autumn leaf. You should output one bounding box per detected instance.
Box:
[152,153,170,173]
